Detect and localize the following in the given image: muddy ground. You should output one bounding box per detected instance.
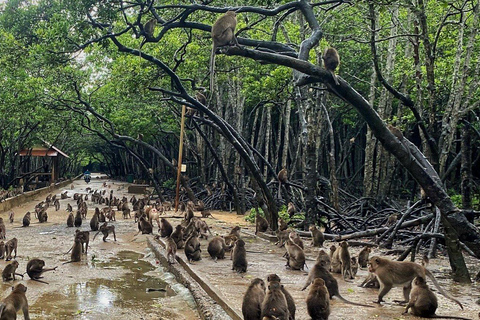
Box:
[1,174,479,320]
[0,175,200,320]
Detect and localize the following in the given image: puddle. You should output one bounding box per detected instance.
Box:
[30,251,176,318]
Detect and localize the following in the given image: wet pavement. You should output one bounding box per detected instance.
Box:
[0,175,199,320]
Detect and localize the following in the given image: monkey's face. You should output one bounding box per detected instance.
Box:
[313,278,326,286]
[340,241,348,248]
[267,274,280,283]
[368,257,380,273]
[14,284,27,292]
[413,276,426,286]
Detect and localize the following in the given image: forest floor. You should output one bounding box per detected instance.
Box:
[0,174,200,320]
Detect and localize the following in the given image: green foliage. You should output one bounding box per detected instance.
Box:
[162,178,176,190]
[245,207,264,223]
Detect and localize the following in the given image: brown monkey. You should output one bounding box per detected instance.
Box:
[358,272,380,289]
[368,256,463,309]
[358,246,371,268]
[93,222,116,242]
[207,236,229,261]
[0,218,6,239]
[184,230,202,263]
[284,239,306,271]
[53,199,60,211]
[22,212,30,227]
[229,226,241,238]
[148,208,160,229]
[287,202,295,217]
[0,242,5,260]
[165,236,177,264]
[90,211,99,231]
[351,256,359,277]
[338,241,354,280]
[74,229,90,254]
[171,225,185,249]
[74,211,82,228]
[316,250,332,271]
[278,218,288,231]
[185,206,194,223]
[474,270,480,282]
[277,167,288,199]
[138,215,153,234]
[2,261,24,281]
[309,225,325,247]
[329,245,336,259]
[232,239,247,273]
[255,215,269,234]
[25,259,57,284]
[0,283,30,320]
[306,278,330,320]
[223,234,238,247]
[387,213,398,226]
[195,91,207,106]
[275,229,289,247]
[4,238,17,261]
[302,259,372,307]
[8,212,14,224]
[421,254,429,267]
[122,208,131,219]
[330,245,341,273]
[261,281,289,320]
[160,218,173,238]
[322,47,340,85]
[38,210,48,223]
[210,11,238,92]
[67,212,74,227]
[139,17,156,52]
[63,235,82,264]
[66,203,73,212]
[195,200,205,211]
[404,276,471,320]
[267,274,295,320]
[200,210,213,218]
[288,231,304,249]
[242,278,266,320]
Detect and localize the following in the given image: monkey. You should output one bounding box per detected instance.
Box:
[267,274,295,320]
[90,211,99,231]
[302,258,373,307]
[277,167,287,199]
[61,191,69,199]
[195,91,207,106]
[54,199,60,211]
[306,278,330,320]
[184,206,195,223]
[179,201,186,213]
[261,281,289,320]
[232,238,247,273]
[0,242,4,259]
[210,11,238,92]
[200,210,213,218]
[2,261,24,281]
[0,283,30,320]
[148,208,160,229]
[387,213,399,226]
[195,218,212,240]
[329,245,336,260]
[160,218,173,237]
[139,18,157,56]
[162,201,172,211]
[278,218,288,231]
[22,212,30,227]
[338,241,354,280]
[284,239,306,271]
[195,200,205,211]
[242,278,266,320]
[171,224,185,249]
[93,222,116,242]
[255,215,269,234]
[316,250,331,271]
[184,230,202,263]
[207,236,230,261]
[421,254,430,267]
[38,210,48,223]
[74,211,82,228]
[330,245,341,273]
[351,256,359,277]
[138,216,153,234]
[358,246,371,268]
[404,276,472,320]
[165,236,177,264]
[287,202,295,217]
[66,203,73,212]
[63,235,82,265]
[322,47,340,85]
[229,226,241,238]
[74,229,90,254]
[288,231,304,249]
[0,218,6,239]
[275,229,289,247]
[122,208,131,219]
[309,225,325,247]
[105,209,116,222]
[25,259,57,284]
[368,256,463,309]
[8,212,14,224]
[223,234,238,247]
[4,238,17,261]
[67,212,74,227]
[358,272,380,289]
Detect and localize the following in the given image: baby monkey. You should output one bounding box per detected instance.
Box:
[323,47,340,85]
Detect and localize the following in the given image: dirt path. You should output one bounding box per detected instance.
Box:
[0,175,200,320]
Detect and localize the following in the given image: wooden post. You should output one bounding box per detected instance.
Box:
[175,105,187,211]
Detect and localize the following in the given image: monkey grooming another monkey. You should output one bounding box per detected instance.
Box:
[184,230,202,263]
[358,246,371,268]
[284,239,306,271]
[306,278,330,320]
[322,47,340,85]
[368,256,463,309]
[0,283,30,320]
[4,238,17,261]
[25,259,57,284]
[232,239,247,273]
[267,274,295,320]
[207,236,229,261]
[22,212,31,227]
[242,278,265,320]
[171,225,185,249]
[403,276,471,320]
[309,225,325,247]
[165,236,177,264]
[63,235,82,265]
[74,229,90,254]
[261,281,289,320]
[210,11,238,92]
[2,261,23,281]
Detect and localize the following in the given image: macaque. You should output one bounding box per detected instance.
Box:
[284,240,306,271]
[267,274,296,320]
[139,18,157,51]
[309,225,325,247]
[165,237,177,264]
[232,239,247,273]
[368,256,463,309]
[255,215,269,234]
[0,284,30,320]
[339,241,354,280]
[261,281,289,320]
[322,47,340,85]
[287,202,295,217]
[242,278,265,320]
[8,211,14,223]
[358,246,371,268]
[195,91,207,106]
[25,259,57,284]
[277,167,287,199]
[306,278,330,320]
[2,260,23,281]
[4,238,17,261]
[22,212,31,227]
[210,11,238,92]
[0,218,6,239]
[93,222,116,242]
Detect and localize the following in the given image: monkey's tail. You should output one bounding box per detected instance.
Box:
[335,295,374,308]
[92,230,101,241]
[209,46,216,94]
[425,269,463,310]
